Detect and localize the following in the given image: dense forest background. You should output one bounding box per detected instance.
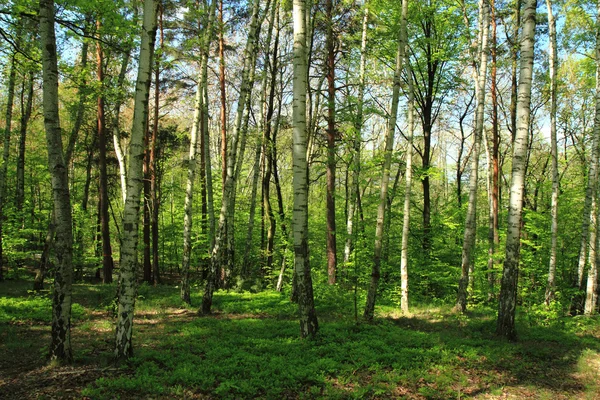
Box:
[1,0,600,396]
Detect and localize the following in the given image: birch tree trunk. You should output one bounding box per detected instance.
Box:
[496,0,536,340]
[113,46,132,204]
[115,0,158,360]
[292,0,318,338]
[584,0,600,315]
[363,0,407,322]
[181,0,216,304]
[344,5,368,265]
[400,66,415,314]
[545,0,559,305]
[456,0,489,313]
[40,0,75,362]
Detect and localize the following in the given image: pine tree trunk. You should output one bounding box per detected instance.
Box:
[292,0,318,338]
[151,8,164,285]
[489,0,500,302]
[202,0,266,313]
[16,72,34,214]
[496,0,536,341]
[456,0,489,313]
[40,0,75,362]
[115,0,158,360]
[545,0,559,305]
[325,0,337,284]
[364,0,407,322]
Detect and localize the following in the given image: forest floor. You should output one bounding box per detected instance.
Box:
[1,271,600,399]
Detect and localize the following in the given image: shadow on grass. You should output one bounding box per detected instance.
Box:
[1,280,599,399]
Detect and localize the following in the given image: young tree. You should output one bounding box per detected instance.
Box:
[545,0,559,305]
[344,5,368,266]
[496,0,537,340]
[400,65,415,314]
[96,20,114,284]
[584,0,600,315]
[181,0,216,304]
[456,0,490,313]
[115,0,159,360]
[292,0,318,338]
[325,0,337,284]
[0,50,16,282]
[364,0,408,322]
[40,0,75,362]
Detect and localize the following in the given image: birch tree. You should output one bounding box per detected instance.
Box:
[363,0,408,322]
[292,0,318,338]
[115,0,158,360]
[584,0,600,315]
[400,65,415,314]
[40,0,75,362]
[344,5,368,266]
[181,0,216,304]
[496,0,536,340]
[456,0,489,313]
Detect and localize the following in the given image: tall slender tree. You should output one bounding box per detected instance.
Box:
[325,0,337,284]
[584,0,600,315]
[364,0,408,322]
[545,0,559,305]
[40,0,75,362]
[181,0,216,304]
[96,19,114,284]
[400,65,415,314]
[497,0,536,340]
[292,0,319,338]
[115,0,159,360]
[456,0,490,313]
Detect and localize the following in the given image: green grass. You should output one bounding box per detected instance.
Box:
[1,279,599,399]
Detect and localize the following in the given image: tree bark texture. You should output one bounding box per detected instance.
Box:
[496,0,536,341]
[115,0,158,360]
[292,0,318,338]
[40,0,75,362]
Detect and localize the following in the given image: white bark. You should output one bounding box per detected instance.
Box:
[115,0,158,360]
[181,0,216,305]
[364,0,408,322]
[40,0,74,362]
[344,5,368,265]
[584,0,600,315]
[292,0,318,337]
[457,0,489,313]
[497,0,536,340]
[400,66,415,314]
